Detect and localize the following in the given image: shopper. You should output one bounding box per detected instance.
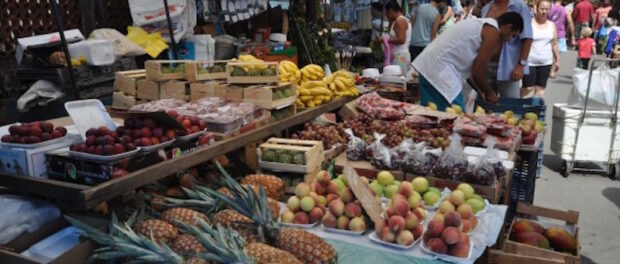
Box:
[410,0,442,60]
[572,0,594,39]
[438,0,455,33]
[384,1,412,75]
[481,0,533,98]
[549,0,575,53]
[412,12,525,110]
[577,27,596,69]
[522,0,560,98]
[594,0,612,34]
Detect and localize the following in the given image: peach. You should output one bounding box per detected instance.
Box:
[444,211,462,228]
[448,242,470,258]
[427,238,448,254]
[339,187,354,203]
[461,219,472,233]
[322,212,337,228]
[398,181,414,197]
[309,207,325,223]
[388,215,406,233]
[293,212,309,225]
[439,201,455,214]
[392,193,407,204]
[433,213,445,223]
[459,232,470,245]
[336,215,350,230]
[316,170,331,183]
[404,211,419,230]
[449,190,466,206]
[375,218,388,232]
[327,181,340,195]
[396,230,415,246]
[287,196,302,211]
[316,195,327,207]
[413,207,427,220]
[393,197,410,217]
[344,202,362,218]
[300,196,315,212]
[427,219,445,237]
[423,232,432,244]
[441,226,461,245]
[326,193,339,204]
[380,226,396,243]
[312,181,325,195]
[412,223,424,240]
[281,210,295,223]
[385,206,398,218]
[295,183,311,198]
[457,203,473,219]
[328,199,345,216]
[469,215,478,229]
[348,217,366,232]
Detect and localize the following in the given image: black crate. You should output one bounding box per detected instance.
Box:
[506,151,538,222]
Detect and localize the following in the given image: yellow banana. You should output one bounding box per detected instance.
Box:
[334,79,346,90]
[300,95,314,102]
[298,88,310,96]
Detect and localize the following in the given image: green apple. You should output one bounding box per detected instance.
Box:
[377,171,394,186]
[423,191,440,206]
[369,180,384,197]
[332,179,346,193]
[472,194,484,202]
[384,184,399,199]
[456,183,475,200]
[408,192,422,208]
[466,198,485,213]
[337,174,348,187]
[412,177,429,194]
[428,187,441,196]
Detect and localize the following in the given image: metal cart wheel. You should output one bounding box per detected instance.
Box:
[609,163,620,180]
[561,160,571,177]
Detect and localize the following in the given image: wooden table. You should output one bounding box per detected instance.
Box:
[0,97,354,210]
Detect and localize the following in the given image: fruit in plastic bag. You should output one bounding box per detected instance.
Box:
[345,128,367,160]
[369,133,398,170]
[433,134,468,180]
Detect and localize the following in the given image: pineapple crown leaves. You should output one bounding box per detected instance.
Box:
[64,215,184,264]
[175,219,253,264]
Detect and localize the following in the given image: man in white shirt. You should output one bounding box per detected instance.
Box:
[412,12,524,110]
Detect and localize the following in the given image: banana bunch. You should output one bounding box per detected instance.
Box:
[279,60,301,84]
[296,81,333,108]
[236,54,267,71]
[300,64,324,82]
[324,70,359,97]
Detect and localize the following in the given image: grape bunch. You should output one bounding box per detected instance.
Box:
[291,123,348,149]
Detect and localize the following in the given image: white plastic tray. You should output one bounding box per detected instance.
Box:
[368,231,421,250]
[138,140,174,152]
[0,135,68,149]
[176,129,208,142]
[69,148,140,162]
[322,224,366,236]
[420,239,473,262]
[280,221,319,229]
[64,99,116,140]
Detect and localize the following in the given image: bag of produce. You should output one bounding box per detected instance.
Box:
[369,133,398,170]
[433,134,468,180]
[391,138,414,169]
[463,138,506,186]
[453,116,486,137]
[345,128,367,161]
[401,142,440,176]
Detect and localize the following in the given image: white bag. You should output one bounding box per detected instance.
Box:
[90,28,145,57]
[128,0,186,26]
[569,66,620,109]
[129,0,196,43]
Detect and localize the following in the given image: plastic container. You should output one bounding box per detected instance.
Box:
[420,239,473,261]
[138,140,175,153]
[368,231,421,250]
[68,39,116,66]
[506,151,538,222]
[64,99,116,141]
[322,225,366,236]
[21,226,81,262]
[69,148,140,162]
[0,135,68,149]
[204,116,243,134]
[279,221,319,229]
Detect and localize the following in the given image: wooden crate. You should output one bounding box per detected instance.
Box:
[160,81,188,101]
[185,60,229,82]
[114,69,145,95]
[136,79,160,100]
[490,203,581,264]
[215,84,244,102]
[426,176,505,204]
[242,82,297,109]
[258,138,324,173]
[189,81,220,101]
[112,92,136,109]
[270,103,296,122]
[226,61,279,84]
[334,152,406,181]
[145,60,190,81]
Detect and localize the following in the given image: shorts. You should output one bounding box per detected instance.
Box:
[419,74,464,111]
[575,22,588,39]
[523,65,552,88]
[486,62,522,98]
[558,38,567,53]
[577,58,590,69]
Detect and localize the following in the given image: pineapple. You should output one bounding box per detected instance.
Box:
[162,207,211,228]
[205,163,338,264]
[135,219,179,243]
[218,185,281,219]
[186,258,209,264]
[214,209,261,243]
[247,242,302,264]
[241,174,285,201]
[172,234,206,256]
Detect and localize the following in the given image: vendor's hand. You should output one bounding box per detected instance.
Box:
[511,64,524,81]
[485,91,499,104]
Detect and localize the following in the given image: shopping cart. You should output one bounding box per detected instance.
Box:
[550,58,620,180]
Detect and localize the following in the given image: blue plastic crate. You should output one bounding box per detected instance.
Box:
[506,151,538,222]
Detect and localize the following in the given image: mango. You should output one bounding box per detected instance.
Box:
[512,231,550,249]
[544,227,577,252]
[512,219,544,234]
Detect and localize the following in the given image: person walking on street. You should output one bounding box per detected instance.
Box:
[549,0,575,53]
[481,0,534,98]
[412,12,525,110]
[384,1,413,75]
[410,0,442,60]
[522,0,560,98]
[572,0,594,39]
[577,27,596,69]
[594,0,612,35]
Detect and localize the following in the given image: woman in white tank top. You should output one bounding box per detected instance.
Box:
[384,1,412,75]
[521,0,560,98]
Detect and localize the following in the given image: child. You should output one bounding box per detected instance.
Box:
[577,27,596,69]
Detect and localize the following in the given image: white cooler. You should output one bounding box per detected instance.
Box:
[551,103,620,163]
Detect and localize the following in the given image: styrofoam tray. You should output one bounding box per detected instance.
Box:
[176,129,208,142]
[368,231,421,250]
[420,240,473,262]
[423,188,451,210]
[21,226,81,262]
[64,99,116,140]
[322,224,366,236]
[138,140,174,152]
[0,135,68,149]
[464,146,508,160]
[69,148,140,161]
[280,221,319,229]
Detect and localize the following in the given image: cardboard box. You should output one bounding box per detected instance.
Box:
[215,84,244,102]
[242,82,297,109]
[160,81,188,101]
[136,79,160,100]
[189,81,219,101]
[114,69,145,95]
[0,135,82,177]
[112,92,136,109]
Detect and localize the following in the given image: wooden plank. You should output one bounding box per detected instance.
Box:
[516,203,580,225]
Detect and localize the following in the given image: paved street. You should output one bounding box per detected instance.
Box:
[534,50,620,264]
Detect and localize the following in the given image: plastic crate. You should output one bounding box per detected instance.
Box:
[506,151,538,222]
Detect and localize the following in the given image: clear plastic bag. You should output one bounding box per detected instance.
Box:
[453,117,486,137]
[463,138,505,186]
[0,195,61,245]
[369,133,398,170]
[391,138,413,169]
[345,128,367,160]
[433,134,468,180]
[402,142,440,176]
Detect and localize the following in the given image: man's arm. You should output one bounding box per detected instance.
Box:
[552,24,561,70]
[512,7,534,81]
[431,13,441,40]
[388,19,408,45]
[566,10,576,45]
[471,25,500,103]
